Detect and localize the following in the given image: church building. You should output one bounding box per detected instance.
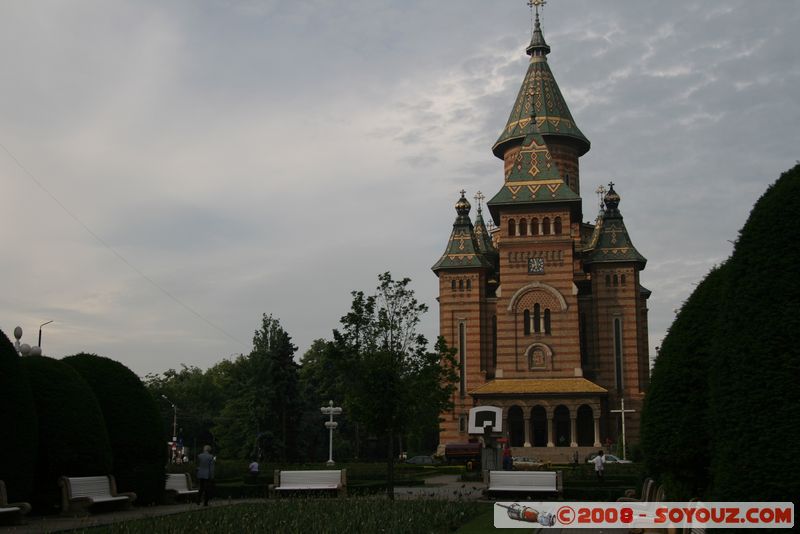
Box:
[433,9,650,459]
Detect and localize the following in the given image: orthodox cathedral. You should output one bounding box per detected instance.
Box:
[433,9,650,458]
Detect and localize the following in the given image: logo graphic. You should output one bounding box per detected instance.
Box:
[496,503,556,526]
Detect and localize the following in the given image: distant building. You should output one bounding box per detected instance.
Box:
[433,12,650,457]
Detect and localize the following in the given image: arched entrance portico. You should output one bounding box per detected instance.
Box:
[507,405,524,447]
[554,405,571,447]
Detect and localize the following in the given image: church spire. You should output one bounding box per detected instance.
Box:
[584,183,647,268]
[492,2,590,159]
[432,191,494,273]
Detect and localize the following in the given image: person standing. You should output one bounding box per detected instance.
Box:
[197,445,215,506]
[248,458,260,481]
[591,450,605,482]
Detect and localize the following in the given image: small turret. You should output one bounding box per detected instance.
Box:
[584,183,647,268]
[432,191,494,273]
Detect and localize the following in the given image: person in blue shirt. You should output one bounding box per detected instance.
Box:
[196,445,215,506]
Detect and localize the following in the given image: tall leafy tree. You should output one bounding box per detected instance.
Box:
[334,273,458,498]
[214,315,301,461]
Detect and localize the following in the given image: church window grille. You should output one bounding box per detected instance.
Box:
[544,308,551,334]
[508,219,517,236]
[519,218,528,236]
[523,309,531,335]
[531,218,539,235]
[614,318,624,392]
[534,304,541,333]
[458,322,466,397]
[543,217,551,235]
[554,217,562,235]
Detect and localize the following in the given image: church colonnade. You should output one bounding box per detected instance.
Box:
[489,400,602,448]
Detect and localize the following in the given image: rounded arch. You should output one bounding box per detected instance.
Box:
[554,405,571,447]
[507,282,568,313]
[508,218,517,236]
[576,405,594,446]
[519,218,528,236]
[526,343,552,370]
[531,405,547,447]
[554,217,563,235]
[507,405,525,447]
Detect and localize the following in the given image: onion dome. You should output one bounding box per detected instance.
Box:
[584,184,647,268]
[432,191,494,273]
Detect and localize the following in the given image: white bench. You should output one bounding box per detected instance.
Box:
[270,469,347,497]
[0,481,31,525]
[165,473,198,502]
[58,475,136,516]
[487,470,562,496]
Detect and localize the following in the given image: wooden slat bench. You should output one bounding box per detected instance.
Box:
[0,481,31,525]
[487,470,562,497]
[58,475,136,516]
[165,473,198,503]
[269,469,347,497]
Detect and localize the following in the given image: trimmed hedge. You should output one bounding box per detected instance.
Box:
[20,356,113,512]
[709,165,800,500]
[0,328,38,502]
[64,353,166,505]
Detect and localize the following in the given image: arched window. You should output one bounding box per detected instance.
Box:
[519,218,528,236]
[605,275,611,287]
[533,304,541,333]
[554,217,562,235]
[621,274,626,286]
[459,279,464,290]
[523,309,531,335]
[531,217,539,235]
[543,217,551,235]
[508,218,517,236]
[544,308,551,334]
[613,274,619,287]
[466,279,472,290]
[451,280,456,290]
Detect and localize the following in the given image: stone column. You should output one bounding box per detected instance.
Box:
[523,413,532,448]
[570,415,578,447]
[593,417,601,447]
[546,413,554,447]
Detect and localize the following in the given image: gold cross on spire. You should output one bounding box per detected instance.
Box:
[459,189,466,197]
[528,0,547,16]
[474,191,485,212]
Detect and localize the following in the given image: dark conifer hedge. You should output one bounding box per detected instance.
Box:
[642,163,800,501]
[0,329,38,502]
[641,263,729,499]
[708,164,800,500]
[20,356,113,512]
[64,353,166,504]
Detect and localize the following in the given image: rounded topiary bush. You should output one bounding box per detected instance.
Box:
[0,328,38,502]
[20,356,113,512]
[63,353,166,504]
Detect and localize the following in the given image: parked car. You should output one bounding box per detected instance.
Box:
[405,455,440,465]
[586,453,632,464]
[512,456,544,470]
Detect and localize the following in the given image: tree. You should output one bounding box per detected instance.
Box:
[64,353,165,505]
[0,328,38,502]
[334,273,458,498]
[213,315,301,461]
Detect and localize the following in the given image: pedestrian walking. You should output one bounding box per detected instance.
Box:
[197,445,215,506]
[591,449,605,482]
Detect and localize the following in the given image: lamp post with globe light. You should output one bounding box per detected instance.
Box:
[13,326,44,357]
[320,400,342,466]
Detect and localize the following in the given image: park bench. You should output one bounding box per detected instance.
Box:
[487,470,562,497]
[0,480,31,525]
[164,473,198,503]
[58,475,136,516]
[269,469,347,497]
[617,477,656,504]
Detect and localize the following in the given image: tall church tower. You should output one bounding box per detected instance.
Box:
[433,6,650,459]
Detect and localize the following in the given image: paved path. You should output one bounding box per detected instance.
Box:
[394,474,486,501]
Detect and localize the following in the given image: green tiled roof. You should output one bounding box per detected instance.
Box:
[583,185,647,268]
[487,130,581,223]
[473,207,497,257]
[492,19,589,159]
[432,194,494,273]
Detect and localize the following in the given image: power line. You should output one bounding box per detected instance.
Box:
[0,140,247,349]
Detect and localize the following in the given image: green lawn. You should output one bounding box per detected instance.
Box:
[74,499,487,534]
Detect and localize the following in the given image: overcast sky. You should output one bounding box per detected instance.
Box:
[1,1,798,377]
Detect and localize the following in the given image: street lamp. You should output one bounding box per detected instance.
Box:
[38,320,53,350]
[12,326,42,357]
[161,394,178,463]
[320,400,342,466]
